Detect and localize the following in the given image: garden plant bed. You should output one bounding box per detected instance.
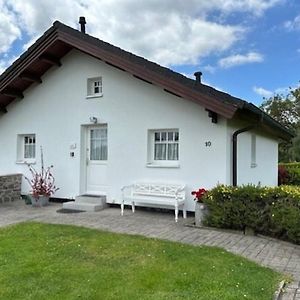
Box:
[0,222,284,299]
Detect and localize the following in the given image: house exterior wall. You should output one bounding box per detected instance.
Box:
[226,120,278,186]
[0,49,230,211]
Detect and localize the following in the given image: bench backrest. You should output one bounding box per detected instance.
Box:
[132,183,185,199]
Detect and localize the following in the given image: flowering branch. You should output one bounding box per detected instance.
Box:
[24,147,59,199]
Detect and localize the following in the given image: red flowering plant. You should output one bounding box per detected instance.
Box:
[191,188,207,203]
[278,165,289,185]
[24,147,59,199]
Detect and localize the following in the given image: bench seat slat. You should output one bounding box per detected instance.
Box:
[132,192,185,199]
[123,196,185,205]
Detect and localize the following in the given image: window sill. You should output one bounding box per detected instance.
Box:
[86,94,103,99]
[90,161,108,165]
[16,160,36,165]
[146,162,180,169]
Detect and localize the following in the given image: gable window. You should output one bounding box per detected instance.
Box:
[147,129,179,168]
[16,134,36,163]
[87,77,103,98]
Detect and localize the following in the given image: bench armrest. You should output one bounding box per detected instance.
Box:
[121,184,133,192]
[175,185,185,195]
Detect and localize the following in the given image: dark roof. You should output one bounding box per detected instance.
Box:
[0,21,294,140]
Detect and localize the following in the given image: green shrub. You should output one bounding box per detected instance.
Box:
[279,162,300,185]
[203,185,300,244]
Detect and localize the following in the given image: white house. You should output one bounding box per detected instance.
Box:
[0,19,293,212]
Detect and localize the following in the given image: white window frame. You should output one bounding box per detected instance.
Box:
[16,134,36,164]
[147,129,180,168]
[86,77,103,99]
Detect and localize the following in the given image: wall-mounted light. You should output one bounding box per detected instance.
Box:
[89,117,98,124]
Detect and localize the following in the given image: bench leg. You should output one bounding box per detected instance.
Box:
[121,201,124,216]
[183,204,187,219]
[175,205,178,222]
[132,201,135,213]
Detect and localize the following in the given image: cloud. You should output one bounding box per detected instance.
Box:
[0,61,7,75]
[0,54,20,75]
[253,86,273,98]
[22,35,41,51]
[218,52,264,68]
[206,0,283,16]
[0,0,282,68]
[203,64,216,74]
[105,18,244,66]
[284,14,300,31]
[7,0,82,35]
[253,82,300,99]
[0,1,21,54]
[273,84,300,95]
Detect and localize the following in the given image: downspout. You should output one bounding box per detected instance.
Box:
[232,125,255,186]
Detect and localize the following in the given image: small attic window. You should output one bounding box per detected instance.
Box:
[87,77,103,98]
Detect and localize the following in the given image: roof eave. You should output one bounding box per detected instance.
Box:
[0,26,58,91]
[242,102,295,141]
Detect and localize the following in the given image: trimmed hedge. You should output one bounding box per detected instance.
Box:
[278,162,300,185]
[202,185,300,244]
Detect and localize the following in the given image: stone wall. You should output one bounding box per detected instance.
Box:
[0,174,22,203]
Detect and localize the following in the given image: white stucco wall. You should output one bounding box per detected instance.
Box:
[226,120,279,186]
[0,49,230,211]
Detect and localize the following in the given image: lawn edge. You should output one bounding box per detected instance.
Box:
[273,280,286,300]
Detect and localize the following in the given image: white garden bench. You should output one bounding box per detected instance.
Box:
[121,183,186,222]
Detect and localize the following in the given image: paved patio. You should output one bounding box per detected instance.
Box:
[0,200,299,299]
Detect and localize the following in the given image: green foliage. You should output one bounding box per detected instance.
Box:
[260,94,299,131]
[279,162,300,185]
[280,162,300,168]
[203,185,300,244]
[0,222,281,300]
[260,85,300,162]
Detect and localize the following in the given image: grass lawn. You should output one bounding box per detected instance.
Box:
[0,222,282,300]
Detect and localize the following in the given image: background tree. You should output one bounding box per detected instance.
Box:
[260,84,300,162]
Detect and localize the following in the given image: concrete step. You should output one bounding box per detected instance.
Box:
[75,195,106,205]
[62,194,107,212]
[62,201,105,212]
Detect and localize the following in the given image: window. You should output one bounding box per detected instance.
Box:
[16,134,36,163]
[154,131,179,160]
[90,128,107,161]
[148,129,179,167]
[87,77,103,98]
[24,135,36,159]
[251,134,257,168]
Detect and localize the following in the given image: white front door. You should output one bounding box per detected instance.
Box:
[85,125,108,195]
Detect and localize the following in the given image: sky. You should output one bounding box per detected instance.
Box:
[0,0,299,106]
